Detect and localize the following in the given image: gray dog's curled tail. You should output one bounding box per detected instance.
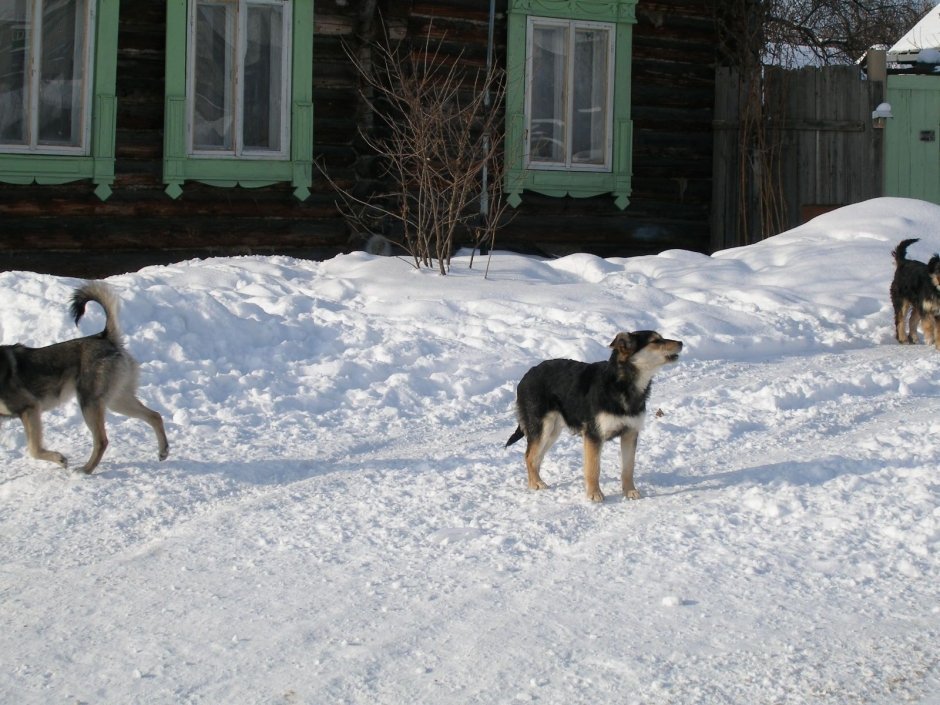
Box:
[70,281,124,344]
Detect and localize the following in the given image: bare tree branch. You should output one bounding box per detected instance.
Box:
[321,20,508,274]
[720,0,934,67]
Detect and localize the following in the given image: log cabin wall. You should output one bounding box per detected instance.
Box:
[0,0,719,276]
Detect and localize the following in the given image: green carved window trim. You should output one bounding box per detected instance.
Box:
[0,0,120,201]
[162,0,313,201]
[505,0,636,209]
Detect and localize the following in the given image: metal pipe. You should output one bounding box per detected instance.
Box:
[481,0,496,218]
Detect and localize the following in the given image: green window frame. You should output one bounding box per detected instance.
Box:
[0,0,120,201]
[505,0,636,209]
[163,0,313,200]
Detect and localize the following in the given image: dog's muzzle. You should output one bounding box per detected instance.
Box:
[666,341,683,362]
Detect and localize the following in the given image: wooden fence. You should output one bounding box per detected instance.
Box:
[712,65,885,251]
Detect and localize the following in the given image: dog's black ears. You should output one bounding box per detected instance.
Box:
[929,254,940,273]
[609,332,637,361]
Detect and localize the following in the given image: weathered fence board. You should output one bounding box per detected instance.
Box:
[713,65,884,251]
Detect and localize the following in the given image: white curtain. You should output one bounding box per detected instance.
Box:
[38,0,86,146]
[529,24,567,164]
[192,0,287,154]
[0,0,29,144]
[571,28,609,166]
[1,0,89,149]
[243,3,283,151]
[193,0,235,150]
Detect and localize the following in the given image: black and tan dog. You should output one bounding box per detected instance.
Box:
[0,281,169,474]
[891,238,940,348]
[506,331,682,502]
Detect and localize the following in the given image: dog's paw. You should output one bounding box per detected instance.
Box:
[586,488,605,503]
[623,488,642,500]
[159,445,169,461]
[528,479,550,490]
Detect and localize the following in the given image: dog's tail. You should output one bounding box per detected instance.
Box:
[893,238,920,266]
[505,425,525,447]
[70,281,124,343]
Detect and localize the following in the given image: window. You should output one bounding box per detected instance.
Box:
[505,0,636,209]
[189,0,290,156]
[0,0,119,199]
[526,18,614,170]
[163,0,313,200]
[1,0,93,152]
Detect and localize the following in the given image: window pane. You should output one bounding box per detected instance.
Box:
[571,28,609,166]
[243,3,283,152]
[37,0,86,146]
[529,24,566,164]
[193,1,235,150]
[0,0,30,144]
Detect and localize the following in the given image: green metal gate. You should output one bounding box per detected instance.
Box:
[884,75,940,204]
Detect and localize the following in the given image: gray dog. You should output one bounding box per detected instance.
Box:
[0,281,169,474]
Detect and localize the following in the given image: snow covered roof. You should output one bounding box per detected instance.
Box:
[888,2,940,63]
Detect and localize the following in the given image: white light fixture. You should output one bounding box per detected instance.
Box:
[872,102,893,129]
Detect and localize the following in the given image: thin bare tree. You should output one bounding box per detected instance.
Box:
[718,0,933,68]
[767,0,933,66]
[324,23,509,275]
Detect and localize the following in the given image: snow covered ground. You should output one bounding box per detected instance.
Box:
[1,197,938,705]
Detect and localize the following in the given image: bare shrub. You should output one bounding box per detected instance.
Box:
[325,24,509,275]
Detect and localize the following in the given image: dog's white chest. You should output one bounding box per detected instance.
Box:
[595,411,645,439]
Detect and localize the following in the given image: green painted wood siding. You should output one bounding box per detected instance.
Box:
[885,75,940,205]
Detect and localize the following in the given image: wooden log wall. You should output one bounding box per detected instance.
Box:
[0,0,720,276]
[611,0,717,256]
